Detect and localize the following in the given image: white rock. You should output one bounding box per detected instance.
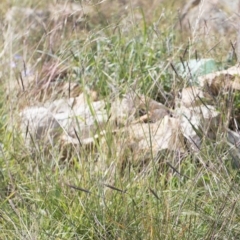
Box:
[67,97,108,139]
[175,105,219,150]
[180,0,238,35]
[111,92,138,125]
[180,87,206,107]
[128,116,185,158]
[20,107,61,144]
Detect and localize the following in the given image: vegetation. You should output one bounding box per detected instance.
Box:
[0,0,240,239]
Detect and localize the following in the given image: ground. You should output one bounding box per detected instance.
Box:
[0,1,240,239]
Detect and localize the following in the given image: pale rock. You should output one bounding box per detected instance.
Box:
[47,98,75,114]
[111,92,138,125]
[20,107,61,144]
[72,95,105,117]
[228,129,240,150]
[180,0,239,35]
[52,96,108,140]
[227,129,240,168]
[175,105,220,150]
[180,86,208,107]
[198,65,240,95]
[20,93,108,146]
[112,92,171,125]
[128,116,185,159]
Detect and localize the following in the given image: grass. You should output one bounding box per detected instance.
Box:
[1,0,240,239]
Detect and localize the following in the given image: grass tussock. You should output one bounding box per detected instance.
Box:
[0,0,240,239]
